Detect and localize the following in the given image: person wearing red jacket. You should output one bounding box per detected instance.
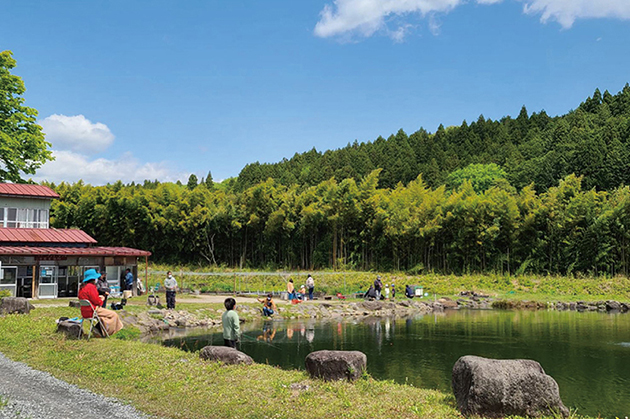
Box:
[78,269,123,336]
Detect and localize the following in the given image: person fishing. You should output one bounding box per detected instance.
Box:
[258,293,277,316]
[222,297,241,349]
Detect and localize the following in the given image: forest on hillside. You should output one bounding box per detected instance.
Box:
[237,86,630,193]
[47,86,630,275]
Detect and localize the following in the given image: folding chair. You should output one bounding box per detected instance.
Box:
[79,300,110,339]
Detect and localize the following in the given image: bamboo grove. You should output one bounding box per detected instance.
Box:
[48,172,630,276]
[45,86,630,276]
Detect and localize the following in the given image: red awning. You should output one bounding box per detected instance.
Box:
[0,228,97,244]
[0,246,151,257]
[0,184,59,199]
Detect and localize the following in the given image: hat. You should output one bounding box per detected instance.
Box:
[83,268,100,283]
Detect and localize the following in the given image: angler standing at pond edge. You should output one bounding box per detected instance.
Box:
[222,297,241,349]
[164,271,178,310]
[306,274,315,300]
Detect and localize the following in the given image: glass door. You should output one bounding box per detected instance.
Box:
[39,266,58,299]
[0,267,18,297]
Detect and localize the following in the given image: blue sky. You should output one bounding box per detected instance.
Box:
[2,0,629,185]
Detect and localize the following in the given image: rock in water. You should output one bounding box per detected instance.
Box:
[452,356,569,418]
[0,297,33,314]
[199,346,253,365]
[305,350,366,381]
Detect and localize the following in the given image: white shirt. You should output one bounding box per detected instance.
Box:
[164,275,178,291]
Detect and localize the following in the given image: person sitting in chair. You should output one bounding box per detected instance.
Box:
[78,269,124,336]
[405,284,415,299]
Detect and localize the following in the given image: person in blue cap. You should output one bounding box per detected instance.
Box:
[78,269,123,336]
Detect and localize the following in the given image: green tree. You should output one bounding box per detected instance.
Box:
[187,174,198,190]
[0,51,53,182]
[447,163,507,193]
[205,170,214,190]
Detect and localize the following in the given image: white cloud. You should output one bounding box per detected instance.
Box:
[32,150,188,185]
[40,114,115,155]
[314,0,464,40]
[314,0,630,40]
[521,0,630,28]
[34,113,190,185]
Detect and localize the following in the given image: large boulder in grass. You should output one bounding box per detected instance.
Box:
[0,297,34,315]
[57,320,83,339]
[452,356,569,418]
[305,350,366,381]
[199,346,253,365]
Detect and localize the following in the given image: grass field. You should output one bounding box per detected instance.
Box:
[141,264,630,303]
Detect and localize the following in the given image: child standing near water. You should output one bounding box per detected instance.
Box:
[222,298,241,349]
[385,284,390,300]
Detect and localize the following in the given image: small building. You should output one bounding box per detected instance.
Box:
[0,183,150,298]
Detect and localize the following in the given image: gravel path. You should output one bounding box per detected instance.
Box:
[0,352,156,419]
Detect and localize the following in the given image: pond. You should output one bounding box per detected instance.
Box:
[157,309,630,418]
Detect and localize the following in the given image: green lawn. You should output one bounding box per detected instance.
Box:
[0,304,589,419]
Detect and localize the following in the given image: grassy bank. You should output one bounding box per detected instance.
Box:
[0,305,460,419]
[142,264,630,303]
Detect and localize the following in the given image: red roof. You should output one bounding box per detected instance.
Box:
[0,184,59,199]
[0,228,96,244]
[0,246,151,257]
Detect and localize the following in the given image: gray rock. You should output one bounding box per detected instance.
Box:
[438,298,458,309]
[431,301,444,311]
[305,350,366,381]
[606,300,621,311]
[68,300,81,308]
[199,346,253,365]
[0,297,34,315]
[56,320,83,339]
[361,301,383,311]
[452,355,569,418]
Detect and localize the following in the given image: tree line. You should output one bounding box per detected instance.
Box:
[48,171,630,277]
[237,86,630,193]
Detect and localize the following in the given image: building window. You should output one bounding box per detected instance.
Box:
[1,208,49,228]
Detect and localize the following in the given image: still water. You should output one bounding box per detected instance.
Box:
[159,310,630,418]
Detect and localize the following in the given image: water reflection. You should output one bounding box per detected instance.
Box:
[257,321,277,343]
[158,310,630,418]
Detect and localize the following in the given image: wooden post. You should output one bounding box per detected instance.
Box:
[145,256,148,296]
[32,264,38,299]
